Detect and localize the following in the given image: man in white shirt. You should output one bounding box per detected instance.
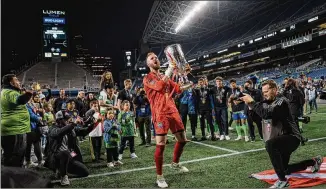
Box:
[98,84,119,116]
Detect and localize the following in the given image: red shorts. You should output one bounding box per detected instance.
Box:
[154,112,185,135]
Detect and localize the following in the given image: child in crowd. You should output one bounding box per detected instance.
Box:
[88,101,103,163]
[42,103,55,152]
[103,110,123,168]
[118,100,138,160]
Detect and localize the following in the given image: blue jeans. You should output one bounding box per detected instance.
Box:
[309,99,317,112]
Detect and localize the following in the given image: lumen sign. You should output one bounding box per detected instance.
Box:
[43,10,65,15]
[281,35,312,49]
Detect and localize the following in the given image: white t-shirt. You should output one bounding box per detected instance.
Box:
[88,112,103,137]
[99,90,117,114]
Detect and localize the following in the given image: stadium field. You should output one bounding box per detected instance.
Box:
[45,104,326,188]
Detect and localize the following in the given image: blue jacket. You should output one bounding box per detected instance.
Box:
[26,103,41,131]
[103,119,121,144]
[179,89,198,114]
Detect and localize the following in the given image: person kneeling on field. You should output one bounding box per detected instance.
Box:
[44,111,89,186]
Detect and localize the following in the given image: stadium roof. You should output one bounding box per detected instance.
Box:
[140,0,326,62]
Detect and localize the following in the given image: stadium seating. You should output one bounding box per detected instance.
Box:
[17,61,101,90]
[20,62,56,88]
[56,61,86,89]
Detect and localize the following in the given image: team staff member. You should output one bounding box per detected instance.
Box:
[241,80,323,188]
[211,76,231,140]
[195,78,216,141]
[143,52,191,188]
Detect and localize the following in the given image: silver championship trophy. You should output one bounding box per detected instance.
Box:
[164,44,193,90]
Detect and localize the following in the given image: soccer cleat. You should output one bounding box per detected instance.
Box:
[60,175,70,186]
[118,154,123,160]
[225,135,231,140]
[171,162,189,173]
[269,180,290,188]
[311,155,323,173]
[191,136,198,141]
[107,162,114,168]
[244,136,250,142]
[220,135,225,141]
[229,127,234,131]
[130,153,138,159]
[145,143,151,147]
[234,136,242,141]
[156,175,168,188]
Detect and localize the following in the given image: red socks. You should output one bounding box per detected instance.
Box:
[173,141,186,163]
[154,145,165,175]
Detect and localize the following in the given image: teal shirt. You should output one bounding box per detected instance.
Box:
[1,89,31,136]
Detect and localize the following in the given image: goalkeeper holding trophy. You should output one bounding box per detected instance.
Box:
[143,44,192,188]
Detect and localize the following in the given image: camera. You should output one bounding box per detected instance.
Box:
[298,116,310,124]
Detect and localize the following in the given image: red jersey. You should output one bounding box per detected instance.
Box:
[143,72,182,119]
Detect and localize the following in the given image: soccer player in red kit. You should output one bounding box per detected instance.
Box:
[143,52,191,188]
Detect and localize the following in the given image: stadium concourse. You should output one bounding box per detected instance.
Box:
[2,0,326,188]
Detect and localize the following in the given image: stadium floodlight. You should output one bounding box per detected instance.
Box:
[175,1,208,33]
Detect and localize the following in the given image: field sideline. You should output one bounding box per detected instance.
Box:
[45,105,326,188]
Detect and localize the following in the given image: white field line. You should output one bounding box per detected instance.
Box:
[167,134,239,153]
[51,136,326,183]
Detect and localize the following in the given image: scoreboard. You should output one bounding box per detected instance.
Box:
[42,10,68,58]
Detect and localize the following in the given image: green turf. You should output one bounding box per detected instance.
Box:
[48,104,326,188]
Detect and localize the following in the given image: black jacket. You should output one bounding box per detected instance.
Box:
[282,87,305,117]
[44,122,92,172]
[248,95,303,143]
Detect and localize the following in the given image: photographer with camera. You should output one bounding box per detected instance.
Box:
[44,110,89,186]
[282,78,305,127]
[243,80,263,142]
[241,80,323,188]
[133,87,152,146]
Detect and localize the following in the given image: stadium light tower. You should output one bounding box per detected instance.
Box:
[175,1,208,33]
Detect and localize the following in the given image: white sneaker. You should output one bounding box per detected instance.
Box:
[114,160,123,166]
[26,161,38,168]
[235,136,242,141]
[118,154,123,160]
[130,153,138,159]
[244,136,250,142]
[225,135,231,140]
[171,162,189,173]
[220,135,225,141]
[157,175,168,188]
[60,175,70,186]
[229,127,234,130]
[107,162,114,168]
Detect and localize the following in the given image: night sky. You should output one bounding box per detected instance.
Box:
[1,0,154,79]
